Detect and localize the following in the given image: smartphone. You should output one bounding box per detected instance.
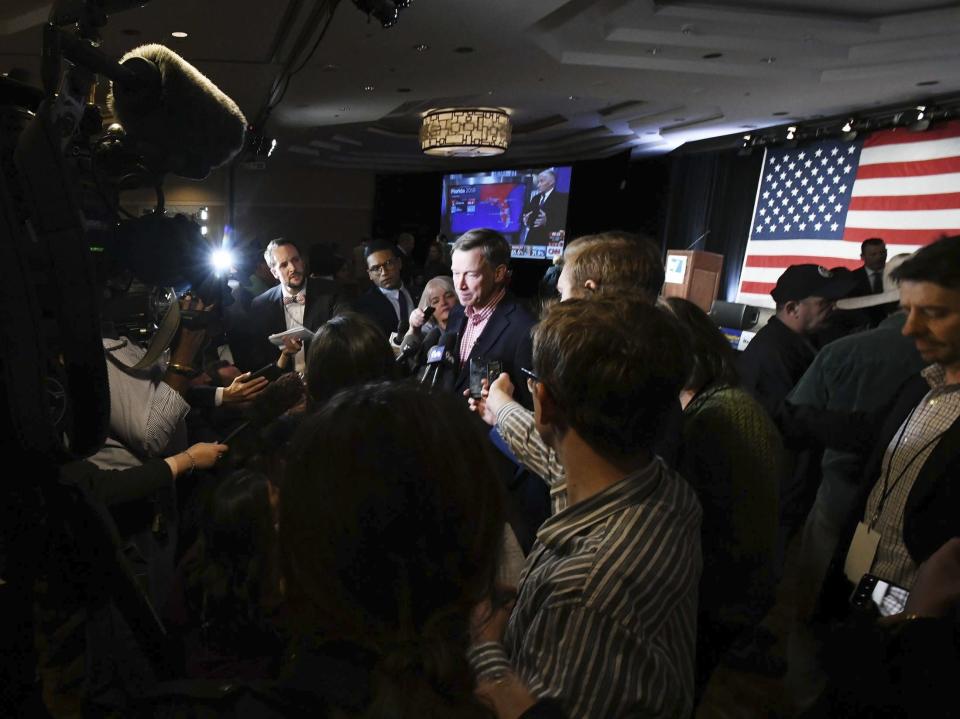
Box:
[247,363,275,381]
[469,358,503,399]
[850,573,910,616]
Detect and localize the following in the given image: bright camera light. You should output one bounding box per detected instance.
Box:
[210,248,235,275]
[200,225,208,236]
[268,139,277,157]
[200,207,209,221]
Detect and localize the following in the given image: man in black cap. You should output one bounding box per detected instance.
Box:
[739,264,856,417]
[739,264,857,559]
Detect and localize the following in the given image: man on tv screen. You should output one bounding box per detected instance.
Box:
[520,169,569,248]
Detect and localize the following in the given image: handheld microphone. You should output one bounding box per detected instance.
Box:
[396,324,440,365]
[108,44,247,179]
[428,333,458,390]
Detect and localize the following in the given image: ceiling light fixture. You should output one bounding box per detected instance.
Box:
[786,126,797,140]
[419,108,511,157]
[840,118,857,141]
[910,105,931,132]
[351,0,412,28]
[363,84,375,91]
[414,43,429,52]
[171,31,188,38]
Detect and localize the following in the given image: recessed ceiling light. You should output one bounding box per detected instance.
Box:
[647,47,661,56]
[916,80,939,86]
[762,57,776,63]
[396,87,412,93]
[568,95,578,101]
[772,111,789,116]
[454,46,475,54]
[321,64,338,72]
[702,52,722,59]
[171,31,188,38]
[414,43,429,52]
[363,85,375,91]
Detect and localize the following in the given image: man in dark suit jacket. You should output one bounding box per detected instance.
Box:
[352,240,416,342]
[520,169,569,248]
[229,238,337,372]
[440,229,536,408]
[847,237,891,326]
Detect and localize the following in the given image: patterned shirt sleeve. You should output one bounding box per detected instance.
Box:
[496,402,565,487]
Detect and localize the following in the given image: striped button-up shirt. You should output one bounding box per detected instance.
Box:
[496,401,567,513]
[865,364,960,588]
[469,457,702,718]
[459,287,506,365]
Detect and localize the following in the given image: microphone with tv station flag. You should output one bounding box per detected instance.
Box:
[108,44,247,179]
[420,332,458,390]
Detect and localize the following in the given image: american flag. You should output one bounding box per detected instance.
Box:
[736,120,960,308]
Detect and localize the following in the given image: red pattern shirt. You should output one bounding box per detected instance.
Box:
[459,287,506,365]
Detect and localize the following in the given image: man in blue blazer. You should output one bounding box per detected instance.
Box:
[440,228,536,409]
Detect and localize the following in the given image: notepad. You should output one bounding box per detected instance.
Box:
[268,326,314,347]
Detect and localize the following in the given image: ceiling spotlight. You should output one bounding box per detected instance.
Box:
[738,134,754,156]
[786,125,797,140]
[171,31,188,38]
[839,118,858,141]
[363,84,375,91]
[910,105,931,132]
[352,0,411,28]
[268,138,278,157]
[414,43,429,52]
[199,207,208,222]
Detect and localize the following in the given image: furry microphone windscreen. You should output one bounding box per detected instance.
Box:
[108,44,247,179]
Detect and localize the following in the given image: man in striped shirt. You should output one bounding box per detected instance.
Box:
[470,295,702,718]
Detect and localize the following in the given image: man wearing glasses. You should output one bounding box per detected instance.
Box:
[353,240,417,339]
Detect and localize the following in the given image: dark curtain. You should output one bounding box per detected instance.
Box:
[662,149,764,301]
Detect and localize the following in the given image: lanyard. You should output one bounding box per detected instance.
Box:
[869,398,950,528]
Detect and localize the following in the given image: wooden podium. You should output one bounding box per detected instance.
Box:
[662,250,724,313]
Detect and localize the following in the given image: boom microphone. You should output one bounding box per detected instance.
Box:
[108,44,247,179]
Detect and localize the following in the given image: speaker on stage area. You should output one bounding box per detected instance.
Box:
[710,300,759,330]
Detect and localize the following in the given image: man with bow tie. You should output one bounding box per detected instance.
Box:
[231,237,338,373]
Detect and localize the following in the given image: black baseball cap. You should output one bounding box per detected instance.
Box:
[770,264,858,304]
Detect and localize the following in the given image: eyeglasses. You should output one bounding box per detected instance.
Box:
[368,258,399,275]
[520,366,541,393]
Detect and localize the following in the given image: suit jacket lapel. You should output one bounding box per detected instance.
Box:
[454,300,513,387]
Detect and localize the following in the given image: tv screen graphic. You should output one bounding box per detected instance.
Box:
[441,166,572,260]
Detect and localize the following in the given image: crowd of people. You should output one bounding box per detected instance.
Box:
[39,228,960,718]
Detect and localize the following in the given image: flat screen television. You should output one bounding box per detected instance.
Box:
[440,166,572,260]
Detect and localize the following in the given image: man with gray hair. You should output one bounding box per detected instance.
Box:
[520,169,568,247]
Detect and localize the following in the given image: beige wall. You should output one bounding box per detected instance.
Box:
[122,162,375,258]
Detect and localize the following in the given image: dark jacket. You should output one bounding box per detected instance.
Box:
[351,285,413,339]
[439,294,536,409]
[228,278,338,372]
[521,190,569,246]
[779,371,960,619]
[738,316,818,418]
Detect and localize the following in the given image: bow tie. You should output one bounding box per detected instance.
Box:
[283,292,305,305]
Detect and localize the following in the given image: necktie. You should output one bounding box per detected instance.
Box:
[284,292,305,305]
[870,272,882,294]
[398,290,409,329]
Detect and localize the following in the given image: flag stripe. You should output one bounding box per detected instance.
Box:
[862,122,960,149]
[842,227,960,244]
[745,255,863,270]
[848,192,960,211]
[845,208,960,229]
[740,280,776,295]
[855,156,960,180]
[850,172,960,197]
[859,135,960,165]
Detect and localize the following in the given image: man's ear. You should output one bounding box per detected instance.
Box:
[583,278,598,294]
[493,264,508,283]
[784,299,801,316]
[269,265,280,281]
[536,382,564,431]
